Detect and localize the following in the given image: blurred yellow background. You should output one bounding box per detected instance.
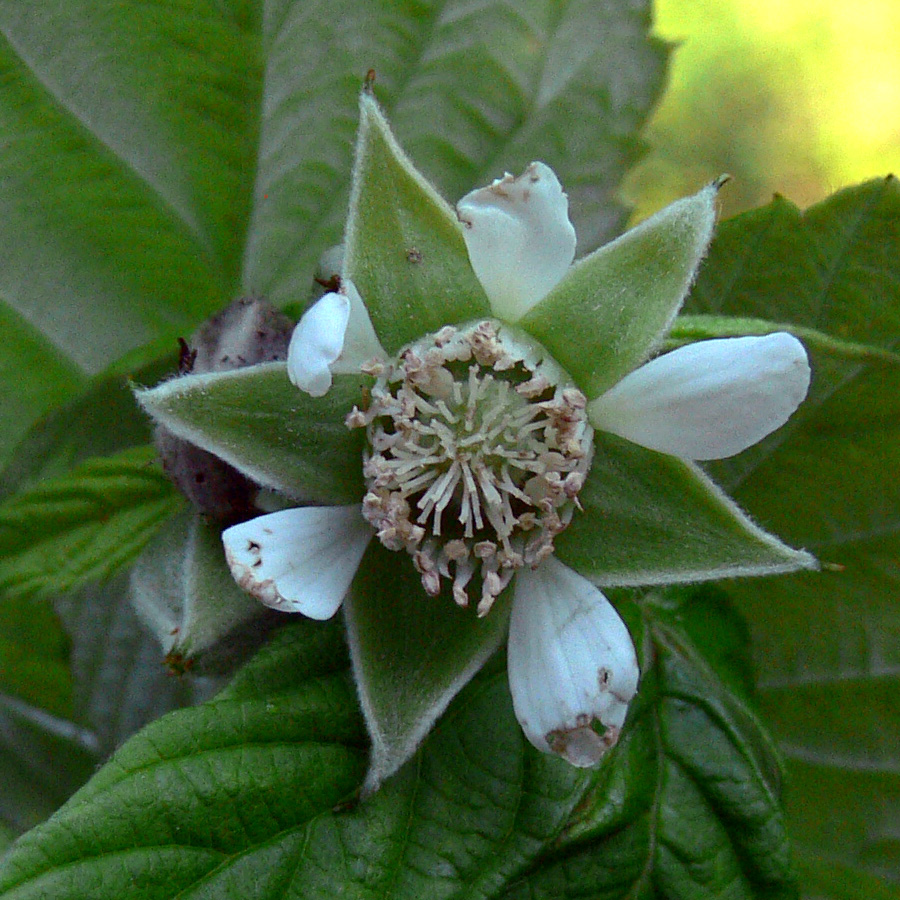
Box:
[626,0,900,221]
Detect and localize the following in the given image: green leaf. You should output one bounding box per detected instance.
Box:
[135,363,366,504]
[0,623,595,899]
[343,93,490,353]
[0,0,666,450]
[1,346,174,500]
[128,510,262,660]
[0,621,598,900]
[0,1,260,372]
[389,0,668,252]
[557,432,814,588]
[506,589,797,900]
[0,303,87,474]
[0,586,94,839]
[0,621,367,898]
[688,178,900,355]
[248,0,668,309]
[794,850,900,900]
[0,576,216,841]
[0,695,97,838]
[0,597,71,719]
[207,666,587,900]
[0,590,796,900]
[521,182,720,398]
[0,446,183,601]
[343,541,511,791]
[686,177,900,895]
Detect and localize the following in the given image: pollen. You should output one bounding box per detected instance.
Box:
[348,320,593,616]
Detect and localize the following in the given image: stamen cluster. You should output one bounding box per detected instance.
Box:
[347,320,593,616]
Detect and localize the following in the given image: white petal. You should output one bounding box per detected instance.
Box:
[457,162,576,322]
[287,281,384,396]
[508,558,639,766]
[222,506,372,620]
[587,333,811,460]
[338,281,386,370]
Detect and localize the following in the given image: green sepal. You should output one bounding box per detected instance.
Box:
[128,510,262,661]
[135,364,366,504]
[520,182,720,398]
[0,446,183,601]
[343,541,511,793]
[556,432,816,586]
[668,313,900,366]
[343,94,490,353]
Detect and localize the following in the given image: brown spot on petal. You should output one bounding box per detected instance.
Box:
[546,719,621,767]
[225,545,287,611]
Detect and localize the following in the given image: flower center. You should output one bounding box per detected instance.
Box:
[348,320,593,616]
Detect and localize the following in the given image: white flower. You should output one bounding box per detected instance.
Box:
[223,161,811,772]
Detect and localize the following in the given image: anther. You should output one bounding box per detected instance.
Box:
[351,320,593,610]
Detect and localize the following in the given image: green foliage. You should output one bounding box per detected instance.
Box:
[0,693,97,839]
[0,597,94,837]
[0,599,71,719]
[0,1,897,899]
[0,306,87,475]
[0,447,183,601]
[57,577,223,756]
[0,621,367,898]
[1,347,175,501]
[667,314,900,367]
[0,0,255,377]
[0,595,800,899]
[686,177,900,898]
